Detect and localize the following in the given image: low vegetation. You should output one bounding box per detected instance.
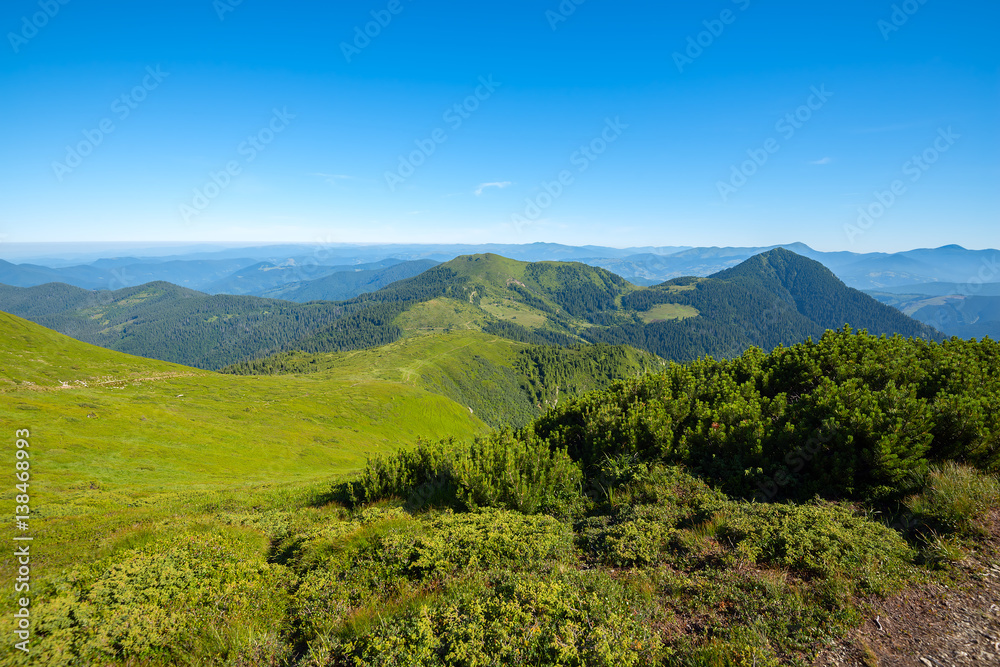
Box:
[5,326,998,666]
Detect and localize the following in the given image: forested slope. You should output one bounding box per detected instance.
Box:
[0,281,348,369]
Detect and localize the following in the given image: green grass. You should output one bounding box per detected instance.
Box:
[393,297,485,333]
[480,298,550,327]
[0,312,487,622]
[3,371,484,496]
[638,303,700,324]
[3,313,995,666]
[288,329,525,384]
[906,462,1000,537]
[222,330,664,429]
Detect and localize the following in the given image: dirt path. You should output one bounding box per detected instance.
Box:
[33,371,202,392]
[814,512,1000,666]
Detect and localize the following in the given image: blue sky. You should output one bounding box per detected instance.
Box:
[0,0,996,253]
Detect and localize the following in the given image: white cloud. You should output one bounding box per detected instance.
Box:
[474,181,512,196]
[808,157,832,165]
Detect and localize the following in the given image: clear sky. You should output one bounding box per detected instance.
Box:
[1,0,996,253]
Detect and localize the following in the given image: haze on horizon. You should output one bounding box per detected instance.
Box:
[1,0,997,254]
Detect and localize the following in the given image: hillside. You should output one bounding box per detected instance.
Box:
[8,325,999,666]
[260,259,439,302]
[0,311,486,496]
[294,248,942,362]
[0,281,350,369]
[0,249,941,372]
[223,330,663,428]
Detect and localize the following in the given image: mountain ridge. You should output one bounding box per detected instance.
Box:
[0,249,942,370]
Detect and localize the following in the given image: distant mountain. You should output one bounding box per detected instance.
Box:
[0,259,109,289]
[257,259,438,301]
[2,242,691,268]
[576,243,824,286]
[2,242,996,295]
[0,250,946,369]
[202,258,406,296]
[870,282,1000,297]
[0,257,257,291]
[580,244,1000,291]
[109,258,258,290]
[868,290,1000,340]
[288,249,941,362]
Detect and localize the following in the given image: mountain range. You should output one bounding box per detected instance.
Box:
[0,249,941,370]
[2,242,997,293]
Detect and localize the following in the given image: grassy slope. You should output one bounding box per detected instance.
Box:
[0,312,486,584]
[255,331,535,427]
[0,311,486,494]
[222,330,665,429]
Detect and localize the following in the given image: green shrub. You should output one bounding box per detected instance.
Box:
[532,330,1000,501]
[614,465,728,523]
[341,431,584,518]
[578,466,729,567]
[31,531,293,666]
[579,505,678,567]
[291,509,577,642]
[717,502,914,595]
[303,570,664,667]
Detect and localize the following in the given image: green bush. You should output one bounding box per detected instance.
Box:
[31,531,293,666]
[578,466,729,567]
[302,570,664,667]
[533,329,1000,501]
[290,509,577,642]
[341,431,584,518]
[717,501,914,594]
[614,465,728,522]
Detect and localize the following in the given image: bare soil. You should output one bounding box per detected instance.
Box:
[814,511,1000,667]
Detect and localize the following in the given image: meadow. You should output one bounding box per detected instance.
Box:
[2,311,999,666]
